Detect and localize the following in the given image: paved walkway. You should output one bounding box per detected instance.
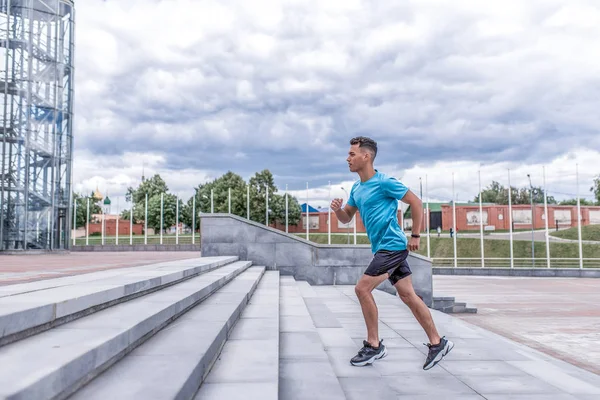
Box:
[306,284,600,399]
[0,252,201,285]
[433,275,600,376]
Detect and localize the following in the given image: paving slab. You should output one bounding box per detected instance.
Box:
[433,275,600,375]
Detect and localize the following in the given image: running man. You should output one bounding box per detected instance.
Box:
[330,136,453,369]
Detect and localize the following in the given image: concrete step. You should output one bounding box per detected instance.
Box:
[278,277,346,400]
[432,295,477,314]
[0,256,238,346]
[194,270,280,400]
[0,260,252,400]
[295,280,400,399]
[70,266,267,400]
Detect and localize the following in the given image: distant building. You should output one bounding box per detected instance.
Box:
[405,202,600,231]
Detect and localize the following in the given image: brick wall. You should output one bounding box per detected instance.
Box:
[87,220,144,236]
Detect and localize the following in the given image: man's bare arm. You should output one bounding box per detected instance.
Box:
[336,204,357,224]
[330,198,357,224]
[402,190,423,234]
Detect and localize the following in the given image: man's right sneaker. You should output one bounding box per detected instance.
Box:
[350,339,387,366]
[423,336,454,370]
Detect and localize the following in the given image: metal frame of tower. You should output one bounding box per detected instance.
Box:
[0,0,74,251]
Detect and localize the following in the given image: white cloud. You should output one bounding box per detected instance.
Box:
[72,0,600,204]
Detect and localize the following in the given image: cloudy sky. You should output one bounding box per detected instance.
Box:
[73,0,600,210]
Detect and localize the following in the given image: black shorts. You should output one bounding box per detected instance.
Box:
[364,249,412,285]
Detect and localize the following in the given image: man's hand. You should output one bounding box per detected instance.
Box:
[330,198,343,211]
[408,236,420,252]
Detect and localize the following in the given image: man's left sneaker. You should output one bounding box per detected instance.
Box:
[350,339,387,366]
[423,336,454,370]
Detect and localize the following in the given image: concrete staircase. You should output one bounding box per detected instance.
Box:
[3,255,599,399]
[0,256,268,399]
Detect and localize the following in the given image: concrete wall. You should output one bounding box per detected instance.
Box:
[200,213,433,306]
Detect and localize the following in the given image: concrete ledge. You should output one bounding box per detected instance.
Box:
[200,213,433,307]
[433,267,600,278]
[71,244,202,252]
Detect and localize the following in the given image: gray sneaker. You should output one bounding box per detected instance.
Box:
[350,340,388,366]
[423,336,454,370]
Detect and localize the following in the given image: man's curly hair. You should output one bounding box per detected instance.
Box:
[350,136,377,160]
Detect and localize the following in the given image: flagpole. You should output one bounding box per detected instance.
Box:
[86,198,89,246]
[144,193,148,245]
[176,194,179,244]
[285,184,288,233]
[479,167,485,268]
[576,163,583,269]
[130,204,133,245]
[247,185,250,219]
[306,182,309,240]
[426,174,430,259]
[101,209,105,246]
[73,198,77,246]
[328,181,331,245]
[353,212,357,245]
[160,193,164,245]
[116,197,119,245]
[192,194,196,244]
[452,172,457,268]
[508,169,514,268]
[266,185,269,226]
[543,166,550,268]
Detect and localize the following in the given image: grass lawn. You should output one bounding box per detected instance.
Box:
[549,225,600,242]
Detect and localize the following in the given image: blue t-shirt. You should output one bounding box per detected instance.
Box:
[347,170,409,253]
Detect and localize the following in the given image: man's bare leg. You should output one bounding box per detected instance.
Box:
[393,275,441,345]
[354,273,390,347]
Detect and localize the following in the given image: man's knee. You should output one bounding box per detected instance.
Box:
[355,283,371,298]
[398,289,419,305]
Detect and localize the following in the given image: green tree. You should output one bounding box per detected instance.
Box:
[270,191,302,226]
[474,181,556,205]
[247,169,301,225]
[123,174,176,231]
[181,171,247,229]
[591,175,600,205]
[181,169,302,229]
[73,192,102,227]
[126,174,169,204]
[559,198,594,206]
[146,193,181,232]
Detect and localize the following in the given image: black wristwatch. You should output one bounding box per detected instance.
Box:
[411,234,420,238]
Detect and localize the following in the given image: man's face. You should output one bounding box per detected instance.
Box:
[347,144,368,172]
